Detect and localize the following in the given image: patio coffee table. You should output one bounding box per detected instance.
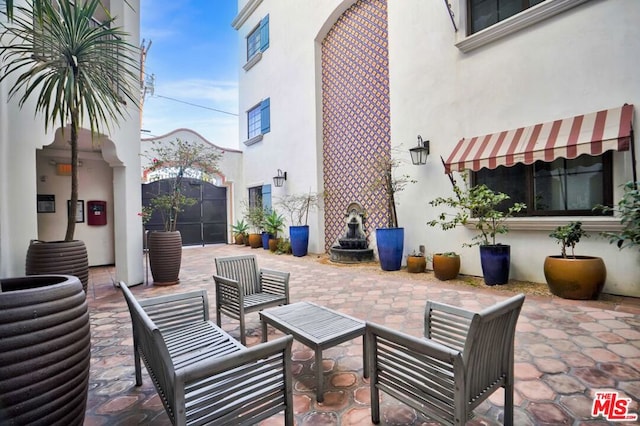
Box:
[260,301,367,402]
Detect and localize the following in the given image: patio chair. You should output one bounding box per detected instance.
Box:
[213,254,290,345]
[366,293,525,426]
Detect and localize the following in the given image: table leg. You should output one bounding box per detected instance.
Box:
[315,347,324,403]
[261,320,268,343]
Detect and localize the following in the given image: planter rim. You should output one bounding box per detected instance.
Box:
[545,255,603,260]
[376,227,405,231]
[434,252,460,257]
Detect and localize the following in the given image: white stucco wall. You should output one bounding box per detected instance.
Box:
[141,129,244,243]
[0,0,143,284]
[236,0,640,297]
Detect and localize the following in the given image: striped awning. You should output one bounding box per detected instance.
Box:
[444,104,634,173]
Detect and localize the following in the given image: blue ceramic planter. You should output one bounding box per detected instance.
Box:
[479,244,510,285]
[376,228,404,271]
[261,232,272,250]
[290,225,309,257]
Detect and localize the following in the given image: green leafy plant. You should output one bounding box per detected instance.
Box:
[596,181,640,251]
[244,204,266,234]
[232,219,249,238]
[276,238,291,254]
[144,138,221,232]
[549,221,588,258]
[408,249,424,257]
[263,210,286,238]
[427,173,526,246]
[0,0,139,241]
[277,191,322,226]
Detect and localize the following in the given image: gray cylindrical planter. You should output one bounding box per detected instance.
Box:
[0,275,90,425]
[25,240,89,293]
[148,231,182,285]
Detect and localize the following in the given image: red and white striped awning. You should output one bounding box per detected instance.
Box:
[444,104,634,173]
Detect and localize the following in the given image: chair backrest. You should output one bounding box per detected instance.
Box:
[214,255,261,295]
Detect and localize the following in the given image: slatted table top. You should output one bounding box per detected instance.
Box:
[260,301,365,348]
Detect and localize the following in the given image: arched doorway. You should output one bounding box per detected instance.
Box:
[142,177,228,245]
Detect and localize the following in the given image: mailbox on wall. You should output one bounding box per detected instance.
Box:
[87,200,107,226]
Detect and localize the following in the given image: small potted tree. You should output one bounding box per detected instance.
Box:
[428,172,525,285]
[544,221,606,300]
[244,204,266,248]
[277,191,321,257]
[371,153,416,271]
[143,138,221,285]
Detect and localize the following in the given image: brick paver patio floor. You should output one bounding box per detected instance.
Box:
[84,244,640,425]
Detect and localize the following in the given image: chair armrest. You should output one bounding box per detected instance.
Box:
[136,289,210,333]
[212,274,243,304]
[259,268,290,299]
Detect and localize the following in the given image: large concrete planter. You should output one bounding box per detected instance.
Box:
[25,240,89,293]
[543,255,606,300]
[148,231,182,285]
[0,275,90,425]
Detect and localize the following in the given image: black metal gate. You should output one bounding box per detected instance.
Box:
[142,178,227,246]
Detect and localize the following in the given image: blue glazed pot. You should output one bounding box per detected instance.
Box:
[261,232,272,250]
[376,228,404,271]
[290,225,309,257]
[479,244,510,285]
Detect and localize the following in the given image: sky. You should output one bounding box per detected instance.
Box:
[139,1,239,149]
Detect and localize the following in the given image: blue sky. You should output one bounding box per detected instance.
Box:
[140,1,239,149]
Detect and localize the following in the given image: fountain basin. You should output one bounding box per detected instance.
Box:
[330,246,374,263]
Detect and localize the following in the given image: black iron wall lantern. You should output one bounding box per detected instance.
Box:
[409,135,430,165]
[273,169,287,187]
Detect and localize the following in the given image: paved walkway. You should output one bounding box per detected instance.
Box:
[84,244,640,425]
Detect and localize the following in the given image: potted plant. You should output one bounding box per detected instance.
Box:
[277,191,321,257]
[406,250,426,273]
[232,219,249,245]
[597,181,640,251]
[544,221,606,300]
[1,0,139,294]
[244,204,265,248]
[431,252,461,281]
[428,172,525,285]
[263,209,286,252]
[371,153,416,271]
[144,138,221,285]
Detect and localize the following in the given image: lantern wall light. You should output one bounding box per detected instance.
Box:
[273,169,287,187]
[409,135,430,165]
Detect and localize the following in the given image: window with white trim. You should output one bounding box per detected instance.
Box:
[468,0,546,34]
[246,15,269,61]
[247,98,270,140]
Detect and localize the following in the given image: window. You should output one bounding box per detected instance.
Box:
[247,98,271,139]
[247,15,269,61]
[468,0,545,34]
[248,184,272,211]
[474,153,612,216]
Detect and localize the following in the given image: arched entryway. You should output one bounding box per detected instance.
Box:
[142,177,228,246]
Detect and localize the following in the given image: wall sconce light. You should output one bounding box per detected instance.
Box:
[273,169,287,187]
[409,135,430,165]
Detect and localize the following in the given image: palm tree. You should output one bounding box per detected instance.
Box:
[0,0,139,241]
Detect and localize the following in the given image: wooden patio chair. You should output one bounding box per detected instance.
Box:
[213,254,290,345]
[366,293,525,425]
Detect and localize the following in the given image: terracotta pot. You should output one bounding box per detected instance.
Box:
[406,256,426,273]
[248,233,262,248]
[25,240,89,293]
[0,275,90,425]
[147,231,182,285]
[433,253,460,281]
[268,238,281,252]
[234,234,245,245]
[543,255,606,300]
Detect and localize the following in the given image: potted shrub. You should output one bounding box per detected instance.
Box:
[431,252,461,281]
[232,219,249,245]
[1,0,139,294]
[597,181,640,251]
[371,153,415,271]
[277,191,321,257]
[544,221,606,300]
[144,139,221,285]
[244,205,265,249]
[263,210,286,252]
[428,173,525,285]
[406,250,426,273]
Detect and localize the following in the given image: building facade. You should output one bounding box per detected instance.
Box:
[234,0,640,297]
[0,0,143,284]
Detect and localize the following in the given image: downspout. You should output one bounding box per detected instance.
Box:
[630,128,637,189]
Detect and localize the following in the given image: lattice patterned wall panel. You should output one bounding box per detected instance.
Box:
[322,0,390,251]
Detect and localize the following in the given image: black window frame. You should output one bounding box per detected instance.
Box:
[467,0,546,35]
[472,152,613,217]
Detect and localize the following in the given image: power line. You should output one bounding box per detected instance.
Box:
[152,94,239,117]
